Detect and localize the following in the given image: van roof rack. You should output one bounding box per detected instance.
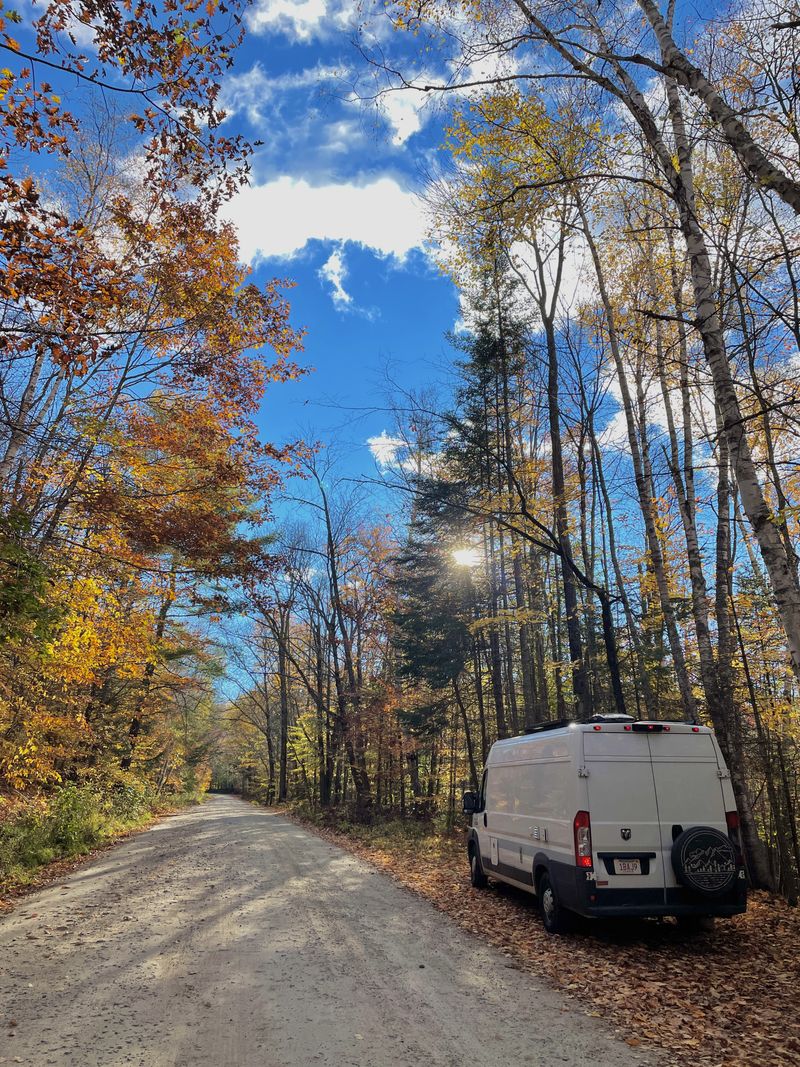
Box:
[519,718,572,735]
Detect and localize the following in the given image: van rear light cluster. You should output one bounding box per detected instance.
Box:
[574,811,592,868]
[726,810,744,865]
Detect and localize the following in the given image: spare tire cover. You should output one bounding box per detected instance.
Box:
[671,826,738,896]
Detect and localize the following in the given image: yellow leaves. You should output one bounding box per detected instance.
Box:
[45,572,156,687]
[0,700,69,790]
[437,84,616,290]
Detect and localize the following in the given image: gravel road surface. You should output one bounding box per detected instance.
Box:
[0,795,655,1066]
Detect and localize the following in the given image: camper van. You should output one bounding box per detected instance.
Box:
[462,716,747,933]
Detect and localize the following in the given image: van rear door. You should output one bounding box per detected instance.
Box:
[583,729,665,893]
[646,728,727,889]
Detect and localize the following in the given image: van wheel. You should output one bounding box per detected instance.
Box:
[539,873,568,935]
[469,846,488,889]
[677,915,715,934]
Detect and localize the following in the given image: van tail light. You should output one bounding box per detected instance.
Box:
[726,810,744,866]
[574,810,593,868]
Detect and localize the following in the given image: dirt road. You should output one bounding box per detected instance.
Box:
[0,796,654,1066]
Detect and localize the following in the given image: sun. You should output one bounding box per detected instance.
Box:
[452,547,482,568]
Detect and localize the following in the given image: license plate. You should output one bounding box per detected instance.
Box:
[614,858,642,875]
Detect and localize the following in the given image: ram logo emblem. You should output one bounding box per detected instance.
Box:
[621,828,632,841]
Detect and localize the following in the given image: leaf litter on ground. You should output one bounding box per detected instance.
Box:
[293,814,800,1067]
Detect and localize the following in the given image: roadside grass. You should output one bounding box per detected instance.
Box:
[0,783,199,901]
[290,810,800,1067]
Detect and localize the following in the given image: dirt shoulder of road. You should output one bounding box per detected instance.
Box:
[289,811,800,1067]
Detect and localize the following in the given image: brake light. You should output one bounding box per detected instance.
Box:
[593,724,602,731]
[726,810,744,865]
[692,726,700,732]
[624,724,632,731]
[574,810,592,868]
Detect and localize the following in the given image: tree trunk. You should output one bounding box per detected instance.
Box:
[277,618,290,803]
[453,676,480,790]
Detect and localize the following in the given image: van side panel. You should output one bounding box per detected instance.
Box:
[480,730,581,887]
[482,758,573,883]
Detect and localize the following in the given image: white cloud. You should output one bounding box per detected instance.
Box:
[597,357,718,462]
[220,64,273,124]
[246,0,350,41]
[319,119,365,154]
[222,175,427,262]
[506,231,595,326]
[220,61,340,123]
[367,430,406,467]
[597,407,630,452]
[450,49,522,93]
[319,247,351,306]
[366,431,441,475]
[379,88,429,146]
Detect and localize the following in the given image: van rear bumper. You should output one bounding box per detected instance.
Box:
[554,863,747,918]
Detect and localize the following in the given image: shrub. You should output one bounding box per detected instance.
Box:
[0,801,55,873]
[48,784,104,853]
[0,781,155,887]
[106,781,155,824]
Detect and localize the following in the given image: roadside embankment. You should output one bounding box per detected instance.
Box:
[0,783,197,904]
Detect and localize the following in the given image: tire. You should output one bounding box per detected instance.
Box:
[671,826,738,897]
[539,872,569,935]
[469,845,488,889]
[676,915,715,934]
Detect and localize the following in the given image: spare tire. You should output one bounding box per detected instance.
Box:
[671,825,738,896]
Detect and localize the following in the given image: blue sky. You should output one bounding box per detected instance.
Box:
[216,1,461,474]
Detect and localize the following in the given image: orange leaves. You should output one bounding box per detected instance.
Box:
[108,197,305,419]
[0,175,124,374]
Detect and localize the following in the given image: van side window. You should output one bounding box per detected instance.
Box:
[479,770,487,810]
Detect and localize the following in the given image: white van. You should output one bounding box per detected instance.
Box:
[462,716,747,933]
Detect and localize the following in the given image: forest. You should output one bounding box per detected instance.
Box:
[2,0,800,907]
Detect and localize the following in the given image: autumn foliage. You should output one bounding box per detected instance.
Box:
[0,0,304,834]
